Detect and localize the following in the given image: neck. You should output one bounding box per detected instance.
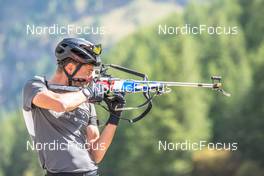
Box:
[49,72,68,85]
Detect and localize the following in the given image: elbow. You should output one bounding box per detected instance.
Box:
[91,151,104,164]
[94,156,103,164]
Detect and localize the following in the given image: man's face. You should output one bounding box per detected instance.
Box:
[66,63,94,86]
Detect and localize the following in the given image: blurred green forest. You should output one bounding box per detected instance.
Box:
[0,0,264,176]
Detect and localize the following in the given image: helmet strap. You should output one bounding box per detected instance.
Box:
[63,63,83,86]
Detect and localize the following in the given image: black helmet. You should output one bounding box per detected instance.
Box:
[55,38,102,66]
[55,38,102,86]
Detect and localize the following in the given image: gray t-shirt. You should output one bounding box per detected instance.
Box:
[22,76,98,173]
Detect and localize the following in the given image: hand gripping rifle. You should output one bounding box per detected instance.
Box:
[48,64,231,123]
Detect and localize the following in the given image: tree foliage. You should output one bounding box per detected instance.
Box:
[0,0,263,175]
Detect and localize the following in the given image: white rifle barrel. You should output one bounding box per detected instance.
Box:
[131,81,218,89]
[161,81,216,88]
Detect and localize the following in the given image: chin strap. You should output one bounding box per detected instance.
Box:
[63,63,83,86]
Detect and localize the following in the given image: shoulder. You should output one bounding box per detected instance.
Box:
[25,75,46,84]
[23,75,47,89]
[22,75,48,110]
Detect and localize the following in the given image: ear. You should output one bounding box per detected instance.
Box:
[64,63,76,75]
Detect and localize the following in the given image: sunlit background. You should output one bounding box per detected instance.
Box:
[0,0,264,175]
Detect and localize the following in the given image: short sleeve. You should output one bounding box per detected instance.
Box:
[22,79,47,111]
[88,103,98,126]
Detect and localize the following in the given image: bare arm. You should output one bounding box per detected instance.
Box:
[87,124,118,164]
[32,90,87,112]
[86,94,125,163]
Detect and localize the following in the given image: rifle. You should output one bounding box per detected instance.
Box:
[48,64,231,123]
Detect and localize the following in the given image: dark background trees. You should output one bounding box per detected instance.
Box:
[0,0,263,175]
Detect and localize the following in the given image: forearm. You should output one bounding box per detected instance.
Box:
[58,90,87,112]
[90,124,117,163]
[89,94,125,163]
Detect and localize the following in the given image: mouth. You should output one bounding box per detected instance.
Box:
[72,76,93,87]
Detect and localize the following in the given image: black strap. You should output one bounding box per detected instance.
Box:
[63,63,83,86]
[101,64,153,124]
[109,64,147,78]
